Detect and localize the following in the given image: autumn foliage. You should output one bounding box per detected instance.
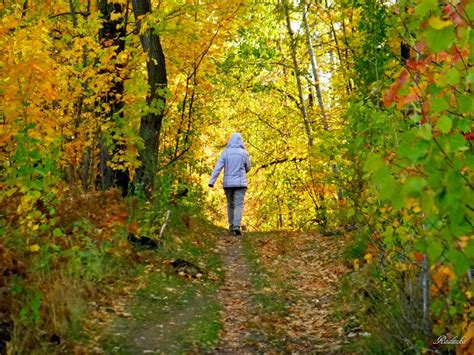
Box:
[0,0,473,353]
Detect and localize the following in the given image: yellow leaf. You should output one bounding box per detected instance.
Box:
[429,17,451,30]
[6,188,17,197]
[397,262,408,271]
[110,12,122,21]
[461,323,474,353]
[28,244,41,252]
[353,259,359,271]
[459,236,470,251]
[364,253,373,264]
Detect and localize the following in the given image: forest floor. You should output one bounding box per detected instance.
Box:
[91,225,351,354]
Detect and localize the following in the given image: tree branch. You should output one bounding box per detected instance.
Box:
[49,11,90,19]
[255,157,307,173]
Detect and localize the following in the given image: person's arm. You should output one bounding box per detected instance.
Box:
[208,152,225,187]
[244,151,251,172]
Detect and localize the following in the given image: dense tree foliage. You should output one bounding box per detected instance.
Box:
[0,0,472,353]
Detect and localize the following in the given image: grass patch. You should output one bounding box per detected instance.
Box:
[99,219,223,354]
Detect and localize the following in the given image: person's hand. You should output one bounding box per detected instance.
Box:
[208,183,214,188]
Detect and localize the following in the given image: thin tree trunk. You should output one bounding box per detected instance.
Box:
[422,253,431,340]
[283,0,313,148]
[131,0,168,194]
[301,0,343,200]
[301,0,328,131]
[324,0,352,95]
[283,0,331,224]
[67,0,84,186]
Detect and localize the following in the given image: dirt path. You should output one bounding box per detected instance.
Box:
[213,235,261,353]
[243,231,349,353]
[213,230,349,353]
[98,274,220,354]
[93,228,349,354]
[94,225,224,354]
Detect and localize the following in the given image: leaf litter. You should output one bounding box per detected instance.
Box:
[233,231,351,353]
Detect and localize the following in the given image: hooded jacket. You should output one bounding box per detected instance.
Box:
[209,133,251,188]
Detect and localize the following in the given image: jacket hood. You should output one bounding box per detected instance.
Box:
[227,133,246,149]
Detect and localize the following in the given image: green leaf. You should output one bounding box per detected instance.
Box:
[455,118,471,132]
[383,227,397,247]
[391,190,405,211]
[465,240,474,261]
[430,298,444,317]
[436,115,452,134]
[431,97,449,112]
[427,239,443,262]
[448,134,466,152]
[465,3,474,21]
[451,222,472,238]
[445,67,460,85]
[30,149,41,160]
[403,177,426,196]
[471,29,474,59]
[467,70,474,84]
[418,123,432,141]
[420,190,438,216]
[425,26,455,52]
[466,153,474,169]
[447,169,464,195]
[399,129,430,163]
[448,250,470,276]
[370,163,400,202]
[458,26,471,48]
[363,153,384,173]
[53,228,63,237]
[415,0,438,17]
[457,94,473,113]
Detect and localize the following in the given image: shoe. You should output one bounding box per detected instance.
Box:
[233,227,242,236]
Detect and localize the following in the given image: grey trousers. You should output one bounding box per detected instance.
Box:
[224,188,247,230]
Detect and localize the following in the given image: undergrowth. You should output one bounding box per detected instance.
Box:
[0,176,214,354]
[337,231,439,354]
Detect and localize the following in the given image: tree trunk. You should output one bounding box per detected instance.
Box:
[324,0,352,95]
[421,253,431,340]
[97,0,130,194]
[131,0,168,194]
[301,0,328,131]
[301,0,343,201]
[283,0,313,148]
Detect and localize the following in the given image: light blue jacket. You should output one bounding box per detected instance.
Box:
[209,133,251,188]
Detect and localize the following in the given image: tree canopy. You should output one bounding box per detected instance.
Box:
[1,0,473,353]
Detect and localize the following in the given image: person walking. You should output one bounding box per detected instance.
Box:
[208,133,251,236]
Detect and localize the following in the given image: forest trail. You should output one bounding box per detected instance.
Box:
[94,228,350,354]
[214,231,349,353]
[214,235,261,353]
[234,231,349,353]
